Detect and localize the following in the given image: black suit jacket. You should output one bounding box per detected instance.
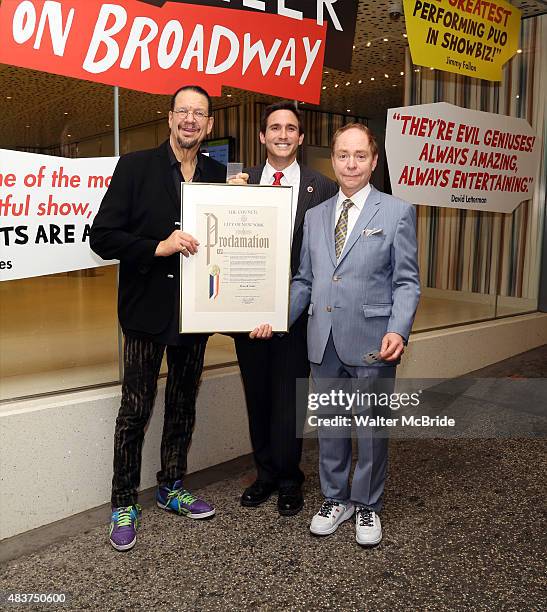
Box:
[243,164,337,336]
[246,164,338,277]
[233,164,338,484]
[90,140,226,335]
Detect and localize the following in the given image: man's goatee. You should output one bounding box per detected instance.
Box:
[177,136,198,150]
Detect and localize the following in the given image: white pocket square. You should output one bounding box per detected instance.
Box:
[364,228,383,237]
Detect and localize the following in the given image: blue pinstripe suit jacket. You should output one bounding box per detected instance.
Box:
[289,185,421,366]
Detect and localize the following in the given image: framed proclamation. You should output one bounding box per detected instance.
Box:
[179,183,293,333]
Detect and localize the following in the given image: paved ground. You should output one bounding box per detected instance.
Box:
[1,346,546,611]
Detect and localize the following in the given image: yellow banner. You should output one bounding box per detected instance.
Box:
[403,0,521,81]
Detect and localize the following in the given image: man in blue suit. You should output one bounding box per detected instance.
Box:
[255,122,420,545]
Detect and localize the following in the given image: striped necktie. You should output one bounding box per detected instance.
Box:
[334,199,354,259]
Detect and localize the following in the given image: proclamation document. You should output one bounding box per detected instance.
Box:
[179,183,293,333]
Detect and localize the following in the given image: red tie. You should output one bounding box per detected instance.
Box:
[272,171,284,186]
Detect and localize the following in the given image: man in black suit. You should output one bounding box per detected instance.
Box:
[91,85,240,552]
[236,101,338,516]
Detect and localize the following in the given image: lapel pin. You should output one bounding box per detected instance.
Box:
[307,185,314,193]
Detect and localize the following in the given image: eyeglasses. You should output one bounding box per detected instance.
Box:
[172,108,209,120]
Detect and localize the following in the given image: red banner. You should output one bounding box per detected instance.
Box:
[0,0,327,103]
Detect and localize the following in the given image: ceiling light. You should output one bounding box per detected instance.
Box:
[358,80,362,84]
[347,109,351,112]
[6,96,12,100]
[403,33,407,38]
[64,112,68,115]
[334,84,339,87]
[106,124,110,127]
[517,49,522,53]
[385,74,389,78]
[157,110,162,114]
[370,77,375,81]
[392,84,397,87]
[383,38,389,42]
[430,67,434,70]
[227,94,232,97]
[400,71,404,76]
[352,45,355,50]
[346,81,350,86]
[25,124,30,128]
[366,41,371,47]
[322,86,326,90]
[324,70,329,74]
[67,134,72,138]
[414,69,420,72]
[516,95,520,99]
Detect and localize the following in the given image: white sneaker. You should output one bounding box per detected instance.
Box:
[310,499,354,536]
[355,506,382,546]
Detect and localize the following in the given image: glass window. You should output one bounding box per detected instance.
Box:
[0,73,120,400]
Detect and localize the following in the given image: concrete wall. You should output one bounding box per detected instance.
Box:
[0,366,250,540]
[1,313,546,539]
[399,313,547,379]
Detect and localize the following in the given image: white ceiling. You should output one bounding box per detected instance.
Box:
[1,0,545,149]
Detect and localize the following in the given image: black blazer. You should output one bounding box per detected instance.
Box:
[90,140,226,335]
[246,164,338,277]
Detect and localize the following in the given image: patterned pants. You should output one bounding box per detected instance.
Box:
[111,335,207,507]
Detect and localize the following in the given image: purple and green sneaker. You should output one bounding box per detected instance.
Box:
[156,480,215,519]
[109,504,141,551]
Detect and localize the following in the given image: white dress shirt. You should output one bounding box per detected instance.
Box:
[334,183,372,253]
[260,159,301,237]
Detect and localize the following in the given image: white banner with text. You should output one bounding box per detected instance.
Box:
[0,149,118,281]
[385,102,540,213]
